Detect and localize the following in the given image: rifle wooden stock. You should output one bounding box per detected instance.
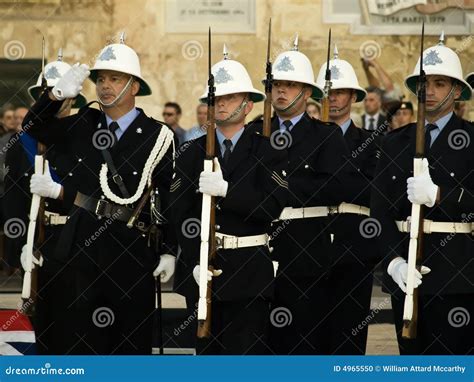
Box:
[22,143,47,316]
[197,29,217,335]
[403,23,426,339]
[321,98,330,122]
[197,102,216,339]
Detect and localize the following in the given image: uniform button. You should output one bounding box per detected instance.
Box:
[45,202,49,207]
[100,195,105,200]
[68,172,73,176]
[282,170,287,176]
[304,164,309,169]
[77,158,82,162]
[450,172,455,177]
[392,175,396,180]
[24,173,29,177]
[133,171,138,175]
[97,123,102,129]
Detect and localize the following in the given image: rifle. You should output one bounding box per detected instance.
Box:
[321,29,332,122]
[262,18,272,138]
[402,22,426,339]
[197,27,216,339]
[21,35,48,316]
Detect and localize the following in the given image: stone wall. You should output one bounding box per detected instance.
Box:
[1,0,472,126]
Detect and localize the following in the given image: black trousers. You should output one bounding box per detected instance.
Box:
[323,263,374,354]
[197,297,271,355]
[391,291,473,355]
[40,217,158,355]
[270,275,329,354]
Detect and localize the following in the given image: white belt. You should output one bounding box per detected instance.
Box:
[44,211,68,226]
[396,219,473,234]
[277,202,370,221]
[215,232,268,250]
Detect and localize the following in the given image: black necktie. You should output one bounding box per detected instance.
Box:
[109,121,120,145]
[282,120,293,132]
[223,139,233,165]
[425,123,438,152]
[368,117,375,131]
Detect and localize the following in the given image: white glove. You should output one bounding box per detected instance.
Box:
[20,244,43,272]
[30,160,62,199]
[192,265,223,286]
[387,256,431,293]
[153,254,176,283]
[407,158,438,207]
[52,63,90,101]
[199,158,228,197]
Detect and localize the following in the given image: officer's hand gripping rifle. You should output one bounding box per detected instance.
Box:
[403,22,426,339]
[197,27,217,338]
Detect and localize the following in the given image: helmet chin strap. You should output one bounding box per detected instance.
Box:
[97,76,133,108]
[426,84,457,113]
[215,99,248,124]
[329,99,351,115]
[272,89,305,113]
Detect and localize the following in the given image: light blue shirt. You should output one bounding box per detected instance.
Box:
[183,125,206,143]
[339,118,352,136]
[105,107,140,141]
[277,112,305,133]
[216,127,244,155]
[426,111,453,147]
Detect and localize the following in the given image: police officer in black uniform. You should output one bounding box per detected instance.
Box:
[313,47,381,355]
[171,50,288,354]
[264,40,350,355]
[371,37,473,355]
[23,38,176,355]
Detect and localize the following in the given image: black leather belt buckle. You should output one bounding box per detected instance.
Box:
[95,199,109,218]
[112,174,123,184]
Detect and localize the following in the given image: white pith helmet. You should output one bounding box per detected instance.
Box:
[89,32,151,96]
[266,34,323,99]
[405,31,472,101]
[200,44,265,103]
[315,45,366,102]
[28,48,87,108]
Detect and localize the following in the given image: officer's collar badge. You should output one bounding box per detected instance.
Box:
[275,56,295,72]
[215,67,233,84]
[99,46,116,61]
[423,50,443,66]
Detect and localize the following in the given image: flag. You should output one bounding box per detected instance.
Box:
[0,309,36,355]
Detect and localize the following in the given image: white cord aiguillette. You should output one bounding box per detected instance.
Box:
[99,125,175,205]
